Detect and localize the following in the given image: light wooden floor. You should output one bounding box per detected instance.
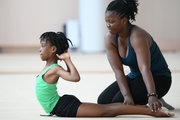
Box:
[0,51,180,120]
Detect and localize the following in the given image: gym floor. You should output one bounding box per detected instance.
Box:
[0,51,180,120]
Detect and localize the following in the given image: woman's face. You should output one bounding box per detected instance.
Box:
[105,11,124,35]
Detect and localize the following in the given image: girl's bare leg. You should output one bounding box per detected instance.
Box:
[76,102,174,117]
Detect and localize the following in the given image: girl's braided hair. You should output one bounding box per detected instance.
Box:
[40,31,73,55]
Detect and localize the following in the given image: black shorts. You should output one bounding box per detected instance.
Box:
[50,94,82,117]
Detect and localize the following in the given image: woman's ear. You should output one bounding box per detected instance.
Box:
[122,17,128,24]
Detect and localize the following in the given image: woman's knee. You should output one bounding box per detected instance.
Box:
[97,95,106,104]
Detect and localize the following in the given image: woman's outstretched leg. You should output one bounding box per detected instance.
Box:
[76,102,174,117]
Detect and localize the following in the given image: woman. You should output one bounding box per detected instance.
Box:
[97,0,174,112]
[35,31,174,117]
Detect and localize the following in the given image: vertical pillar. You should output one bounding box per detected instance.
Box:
[79,0,105,53]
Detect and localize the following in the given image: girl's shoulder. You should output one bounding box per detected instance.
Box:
[48,65,62,74]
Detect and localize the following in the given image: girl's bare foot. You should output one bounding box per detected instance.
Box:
[154,107,175,117]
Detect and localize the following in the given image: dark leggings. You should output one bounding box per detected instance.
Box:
[97,75,172,105]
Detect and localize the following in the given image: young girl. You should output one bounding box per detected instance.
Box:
[35,31,174,117]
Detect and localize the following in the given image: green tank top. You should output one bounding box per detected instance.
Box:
[35,64,60,114]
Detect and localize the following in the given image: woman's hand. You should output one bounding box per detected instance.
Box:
[148,96,161,112]
[123,95,135,105]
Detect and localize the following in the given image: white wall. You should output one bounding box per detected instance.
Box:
[135,0,180,41]
[0,0,79,46]
[0,0,180,51]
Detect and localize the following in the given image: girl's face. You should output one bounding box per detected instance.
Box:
[105,11,124,35]
[39,40,55,61]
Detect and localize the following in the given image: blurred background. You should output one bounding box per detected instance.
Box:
[0,0,180,53]
[0,1,180,119]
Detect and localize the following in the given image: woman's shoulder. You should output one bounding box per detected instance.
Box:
[130,25,152,48]
[104,32,116,46]
[130,25,151,42]
[131,25,150,36]
[105,32,115,39]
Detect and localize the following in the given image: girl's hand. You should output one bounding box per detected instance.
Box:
[148,96,161,112]
[56,52,70,61]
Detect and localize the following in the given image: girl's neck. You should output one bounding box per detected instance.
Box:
[46,58,58,67]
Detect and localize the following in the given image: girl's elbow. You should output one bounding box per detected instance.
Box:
[74,79,80,82]
[73,76,80,82]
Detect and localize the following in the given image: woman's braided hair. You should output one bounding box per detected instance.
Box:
[106,0,139,22]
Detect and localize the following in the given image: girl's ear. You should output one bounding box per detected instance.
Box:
[52,46,57,53]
